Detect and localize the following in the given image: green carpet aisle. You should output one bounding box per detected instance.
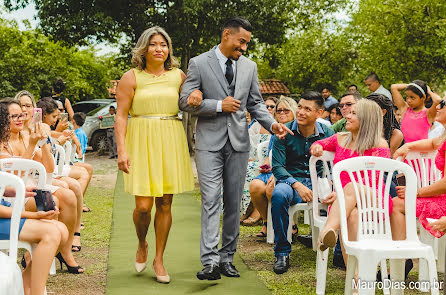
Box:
[106,172,271,295]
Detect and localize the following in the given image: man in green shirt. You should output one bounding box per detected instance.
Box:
[331,91,362,133]
[271,91,334,274]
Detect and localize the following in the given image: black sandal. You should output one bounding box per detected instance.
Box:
[72,232,81,252]
[56,253,84,274]
[256,222,267,238]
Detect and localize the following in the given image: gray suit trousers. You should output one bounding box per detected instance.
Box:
[195,140,249,266]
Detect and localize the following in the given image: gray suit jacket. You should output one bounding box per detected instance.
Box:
[179,47,276,152]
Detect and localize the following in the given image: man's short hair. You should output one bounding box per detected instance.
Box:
[73,112,86,127]
[340,91,362,102]
[300,91,325,109]
[348,84,358,90]
[365,72,380,83]
[321,84,332,92]
[109,106,116,110]
[222,17,252,34]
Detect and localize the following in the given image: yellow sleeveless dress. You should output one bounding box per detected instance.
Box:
[124,68,194,197]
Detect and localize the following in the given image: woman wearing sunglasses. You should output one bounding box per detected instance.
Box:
[429,99,446,138]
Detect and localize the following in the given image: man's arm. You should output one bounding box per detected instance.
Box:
[179,58,218,117]
[271,135,296,183]
[245,63,276,132]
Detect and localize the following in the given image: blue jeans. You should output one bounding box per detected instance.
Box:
[271,178,311,256]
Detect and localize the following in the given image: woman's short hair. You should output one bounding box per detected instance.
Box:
[341,99,383,155]
[37,97,58,116]
[132,26,179,71]
[264,96,278,104]
[273,96,298,120]
[327,103,341,116]
[15,90,36,108]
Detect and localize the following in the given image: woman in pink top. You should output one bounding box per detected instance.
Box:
[310,99,391,263]
[391,80,441,143]
[392,131,446,238]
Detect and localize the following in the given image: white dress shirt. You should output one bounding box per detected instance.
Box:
[214,45,236,112]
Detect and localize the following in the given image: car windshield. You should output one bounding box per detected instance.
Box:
[87,105,108,116]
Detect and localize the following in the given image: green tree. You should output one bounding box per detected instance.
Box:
[0,18,124,101]
[350,0,446,89]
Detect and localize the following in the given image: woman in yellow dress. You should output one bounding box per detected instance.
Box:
[115,26,194,284]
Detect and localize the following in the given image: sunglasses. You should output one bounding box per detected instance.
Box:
[339,102,355,109]
[276,109,291,114]
[440,100,446,109]
[266,105,275,109]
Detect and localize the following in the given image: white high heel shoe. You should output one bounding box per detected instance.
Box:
[153,263,170,284]
[135,242,148,273]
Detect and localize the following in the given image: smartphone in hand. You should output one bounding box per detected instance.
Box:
[33,189,56,212]
[395,173,406,186]
[260,164,271,170]
[60,112,69,121]
[32,108,42,131]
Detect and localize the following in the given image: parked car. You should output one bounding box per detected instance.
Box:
[81,101,117,151]
[72,99,115,115]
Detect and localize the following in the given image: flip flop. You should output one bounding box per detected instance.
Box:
[256,231,267,238]
[82,205,92,213]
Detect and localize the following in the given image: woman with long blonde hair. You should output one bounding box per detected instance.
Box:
[115,26,194,283]
[310,99,391,265]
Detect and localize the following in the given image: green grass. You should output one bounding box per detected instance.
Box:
[238,215,443,294]
[46,183,115,294]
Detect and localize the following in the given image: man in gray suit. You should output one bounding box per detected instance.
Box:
[180,17,292,280]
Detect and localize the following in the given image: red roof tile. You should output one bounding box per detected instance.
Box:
[260,79,290,96]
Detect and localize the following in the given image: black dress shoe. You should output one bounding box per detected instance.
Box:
[196,264,221,280]
[219,262,240,277]
[273,256,289,274]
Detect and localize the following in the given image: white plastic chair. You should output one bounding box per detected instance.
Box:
[399,151,445,290]
[54,144,66,176]
[333,156,438,295]
[0,172,25,295]
[309,152,334,295]
[311,153,390,295]
[0,158,56,277]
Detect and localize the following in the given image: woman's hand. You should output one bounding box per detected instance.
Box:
[310,143,323,157]
[429,216,446,233]
[321,192,337,205]
[29,122,46,146]
[118,152,130,174]
[56,118,69,132]
[265,175,275,199]
[393,144,410,161]
[33,208,59,220]
[57,135,69,146]
[395,186,406,199]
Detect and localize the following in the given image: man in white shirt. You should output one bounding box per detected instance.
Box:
[365,72,392,101]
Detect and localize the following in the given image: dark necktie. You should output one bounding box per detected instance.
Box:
[225,58,234,85]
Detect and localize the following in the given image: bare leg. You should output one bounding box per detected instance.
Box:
[73,162,93,195]
[341,208,359,266]
[19,219,61,295]
[390,197,406,240]
[60,176,83,248]
[250,180,268,232]
[153,194,173,276]
[134,196,153,264]
[68,166,90,196]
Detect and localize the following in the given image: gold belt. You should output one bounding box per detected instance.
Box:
[132,115,181,121]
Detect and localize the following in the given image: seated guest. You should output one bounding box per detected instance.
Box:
[1,185,68,295]
[241,96,278,225]
[331,91,362,133]
[392,130,446,239]
[365,93,404,157]
[249,96,297,234]
[391,80,441,143]
[348,84,358,92]
[321,85,338,119]
[0,98,83,273]
[310,99,391,268]
[428,98,446,139]
[270,91,334,274]
[326,103,342,125]
[365,72,392,100]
